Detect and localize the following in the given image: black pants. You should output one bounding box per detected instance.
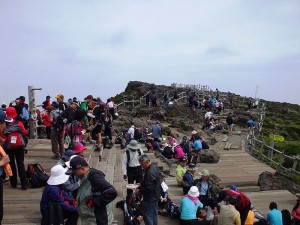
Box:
[95,206,108,225]
[199,195,216,209]
[6,148,27,188]
[127,166,143,195]
[41,209,78,225]
[46,126,51,139]
[0,178,3,224]
[239,203,251,225]
[180,219,210,225]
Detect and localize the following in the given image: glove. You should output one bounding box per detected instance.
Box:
[123,175,128,180]
[86,199,94,207]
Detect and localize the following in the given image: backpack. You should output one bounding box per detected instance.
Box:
[126,149,141,167]
[43,201,64,225]
[102,137,112,149]
[22,106,29,120]
[188,153,198,165]
[162,147,173,159]
[26,163,49,188]
[167,201,181,219]
[282,209,292,225]
[4,122,25,149]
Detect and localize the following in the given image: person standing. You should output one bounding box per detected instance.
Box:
[122,140,144,194]
[136,154,160,225]
[67,156,117,225]
[226,113,234,136]
[266,202,283,225]
[41,109,51,139]
[151,121,161,142]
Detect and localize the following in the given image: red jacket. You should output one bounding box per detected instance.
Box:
[227,189,251,211]
[41,113,51,127]
[12,120,28,136]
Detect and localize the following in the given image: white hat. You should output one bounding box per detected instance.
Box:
[47,165,70,185]
[191,130,197,135]
[199,169,210,177]
[188,186,200,198]
[65,155,79,168]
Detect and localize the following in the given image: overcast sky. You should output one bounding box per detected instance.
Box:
[0,1,299,105]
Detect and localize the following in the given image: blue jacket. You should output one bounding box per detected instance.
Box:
[40,185,77,213]
[180,197,203,220]
[183,171,194,183]
[193,140,202,150]
[152,124,161,139]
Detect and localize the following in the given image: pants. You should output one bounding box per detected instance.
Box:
[51,128,64,157]
[0,178,3,224]
[127,166,143,195]
[41,209,78,225]
[239,203,251,225]
[46,126,51,139]
[199,195,216,209]
[6,148,27,188]
[142,201,158,225]
[180,219,210,225]
[95,206,108,225]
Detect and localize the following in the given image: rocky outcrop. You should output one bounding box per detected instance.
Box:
[198,149,220,164]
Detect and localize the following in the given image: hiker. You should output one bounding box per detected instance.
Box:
[57,150,76,167]
[244,206,255,225]
[1,103,6,111]
[152,121,161,142]
[0,110,12,224]
[179,186,209,225]
[194,169,217,210]
[74,142,86,157]
[50,101,65,159]
[103,115,113,147]
[192,136,202,151]
[167,136,178,146]
[216,88,220,100]
[162,143,173,159]
[190,130,201,143]
[182,163,197,195]
[40,165,78,225]
[176,157,187,186]
[42,95,51,110]
[106,98,115,119]
[13,96,29,130]
[135,154,160,225]
[218,195,241,225]
[144,91,151,106]
[41,109,51,139]
[67,156,117,225]
[291,195,300,224]
[218,189,252,225]
[266,202,283,225]
[247,119,256,128]
[127,125,135,143]
[56,94,68,111]
[204,109,213,120]
[151,92,157,108]
[158,172,169,209]
[80,95,93,142]
[226,113,234,136]
[173,144,185,159]
[4,107,28,190]
[122,140,144,194]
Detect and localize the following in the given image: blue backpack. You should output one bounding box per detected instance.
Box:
[167,201,181,219]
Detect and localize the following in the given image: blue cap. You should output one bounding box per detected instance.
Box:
[0,109,13,123]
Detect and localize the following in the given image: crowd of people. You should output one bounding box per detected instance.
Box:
[0,90,299,225]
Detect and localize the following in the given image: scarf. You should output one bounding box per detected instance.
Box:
[182,194,199,206]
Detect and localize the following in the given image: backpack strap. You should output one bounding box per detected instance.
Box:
[36,163,45,172]
[137,149,141,156]
[126,150,130,168]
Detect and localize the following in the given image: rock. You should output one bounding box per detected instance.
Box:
[209,174,221,184]
[209,137,218,145]
[198,149,220,163]
[258,171,295,192]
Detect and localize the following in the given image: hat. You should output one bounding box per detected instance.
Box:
[191,130,197,135]
[51,101,59,108]
[55,93,64,99]
[230,185,237,191]
[47,165,70,185]
[65,156,89,175]
[71,100,79,106]
[2,102,6,106]
[188,186,200,198]
[179,157,188,163]
[0,109,13,123]
[46,95,51,99]
[74,143,87,153]
[163,143,169,148]
[218,190,229,202]
[65,155,78,168]
[199,169,209,176]
[127,140,141,150]
[61,150,76,162]
[19,96,25,101]
[188,163,198,171]
[6,107,17,119]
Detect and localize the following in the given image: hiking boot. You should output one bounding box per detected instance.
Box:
[2,177,9,182]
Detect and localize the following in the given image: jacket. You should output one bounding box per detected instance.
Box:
[193,178,216,199]
[226,190,251,211]
[76,168,117,225]
[40,185,77,213]
[140,164,160,202]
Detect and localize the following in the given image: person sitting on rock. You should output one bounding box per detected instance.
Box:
[158,172,169,209]
[190,130,201,143]
[173,144,185,159]
[176,157,187,186]
[167,136,178,146]
[162,143,173,159]
[182,163,197,195]
[266,202,283,225]
[194,169,217,210]
[192,136,202,151]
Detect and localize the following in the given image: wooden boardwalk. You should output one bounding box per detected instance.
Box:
[2,134,298,224]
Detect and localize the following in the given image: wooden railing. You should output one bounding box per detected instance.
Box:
[248,137,300,175]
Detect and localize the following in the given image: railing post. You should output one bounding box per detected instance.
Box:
[268,147,274,165]
[260,141,264,157]
[278,150,285,168]
[292,155,299,172]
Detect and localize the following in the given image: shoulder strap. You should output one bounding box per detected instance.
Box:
[126,150,130,167]
[138,149,141,156]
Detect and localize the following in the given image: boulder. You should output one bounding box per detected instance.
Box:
[258,171,295,192]
[198,149,220,163]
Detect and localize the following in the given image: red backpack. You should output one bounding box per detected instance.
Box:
[4,122,26,149]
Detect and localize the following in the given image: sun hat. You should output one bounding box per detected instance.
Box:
[6,107,17,119]
[199,169,210,176]
[188,163,198,171]
[0,109,13,123]
[188,186,200,198]
[127,140,141,150]
[55,93,64,99]
[47,165,70,185]
[191,130,197,135]
[61,150,76,162]
[74,142,87,153]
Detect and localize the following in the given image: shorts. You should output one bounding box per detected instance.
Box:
[93,123,103,134]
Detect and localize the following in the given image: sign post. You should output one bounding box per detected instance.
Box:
[28,86,42,139]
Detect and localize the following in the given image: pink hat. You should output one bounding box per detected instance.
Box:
[74,143,87,153]
[6,107,17,119]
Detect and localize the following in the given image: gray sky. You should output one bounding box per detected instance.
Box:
[1,1,300,105]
